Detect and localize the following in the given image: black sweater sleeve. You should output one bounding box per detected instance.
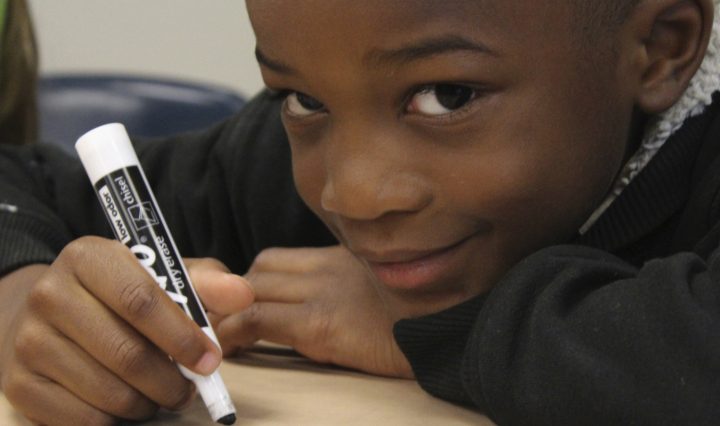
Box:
[0,91,334,277]
[395,236,720,425]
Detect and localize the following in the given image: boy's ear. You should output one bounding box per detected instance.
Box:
[632,0,714,114]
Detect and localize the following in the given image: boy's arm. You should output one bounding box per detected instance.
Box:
[0,92,333,424]
[0,143,85,276]
[395,232,720,425]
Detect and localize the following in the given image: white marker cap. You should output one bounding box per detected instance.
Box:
[75,123,140,184]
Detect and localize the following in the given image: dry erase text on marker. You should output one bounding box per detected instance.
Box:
[155,235,187,291]
[156,235,176,268]
[131,243,189,305]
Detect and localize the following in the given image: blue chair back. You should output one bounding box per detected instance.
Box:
[38,74,246,152]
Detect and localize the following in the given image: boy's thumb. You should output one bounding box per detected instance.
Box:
[186,258,255,315]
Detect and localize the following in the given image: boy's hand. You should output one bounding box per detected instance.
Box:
[0,236,247,425]
[199,245,414,379]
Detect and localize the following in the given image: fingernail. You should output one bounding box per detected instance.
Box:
[195,351,221,375]
[227,273,255,296]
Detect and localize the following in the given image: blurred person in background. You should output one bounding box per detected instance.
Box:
[0,0,37,145]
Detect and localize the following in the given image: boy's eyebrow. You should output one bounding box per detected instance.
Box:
[255,48,296,75]
[365,34,499,66]
[254,34,499,75]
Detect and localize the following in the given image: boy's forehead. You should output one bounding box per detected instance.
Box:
[247,0,495,16]
[247,0,529,30]
[247,0,569,48]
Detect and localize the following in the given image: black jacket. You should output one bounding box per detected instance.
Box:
[2,91,720,425]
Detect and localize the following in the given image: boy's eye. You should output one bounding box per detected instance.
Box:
[285,92,325,117]
[406,84,477,117]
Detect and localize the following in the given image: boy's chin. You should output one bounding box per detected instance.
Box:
[373,280,477,321]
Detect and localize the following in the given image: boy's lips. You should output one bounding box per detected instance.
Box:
[355,236,474,291]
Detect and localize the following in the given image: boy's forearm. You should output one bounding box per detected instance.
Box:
[397,244,720,424]
[0,264,48,375]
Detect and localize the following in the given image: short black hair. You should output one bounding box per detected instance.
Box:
[567,0,641,70]
[573,1,640,36]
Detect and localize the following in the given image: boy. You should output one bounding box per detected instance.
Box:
[2,0,720,424]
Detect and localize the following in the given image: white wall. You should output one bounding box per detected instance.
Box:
[27,0,265,98]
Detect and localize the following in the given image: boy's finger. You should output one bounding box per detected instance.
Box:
[4,370,115,426]
[33,279,197,410]
[215,302,317,355]
[188,261,255,316]
[19,319,158,420]
[243,270,311,303]
[57,237,222,375]
[250,246,344,274]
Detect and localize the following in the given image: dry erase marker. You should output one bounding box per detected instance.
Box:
[75,123,237,425]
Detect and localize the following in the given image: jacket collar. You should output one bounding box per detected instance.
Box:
[576,94,720,252]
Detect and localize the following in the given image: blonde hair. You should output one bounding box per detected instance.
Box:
[0,0,38,145]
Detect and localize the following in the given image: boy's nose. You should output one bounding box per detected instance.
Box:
[319,129,431,221]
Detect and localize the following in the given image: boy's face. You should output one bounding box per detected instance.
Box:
[248,0,637,318]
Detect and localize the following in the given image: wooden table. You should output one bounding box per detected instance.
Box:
[1,346,493,425]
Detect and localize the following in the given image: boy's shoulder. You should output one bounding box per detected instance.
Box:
[580,93,720,259]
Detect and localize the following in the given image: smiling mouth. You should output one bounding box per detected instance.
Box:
[358,236,474,291]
